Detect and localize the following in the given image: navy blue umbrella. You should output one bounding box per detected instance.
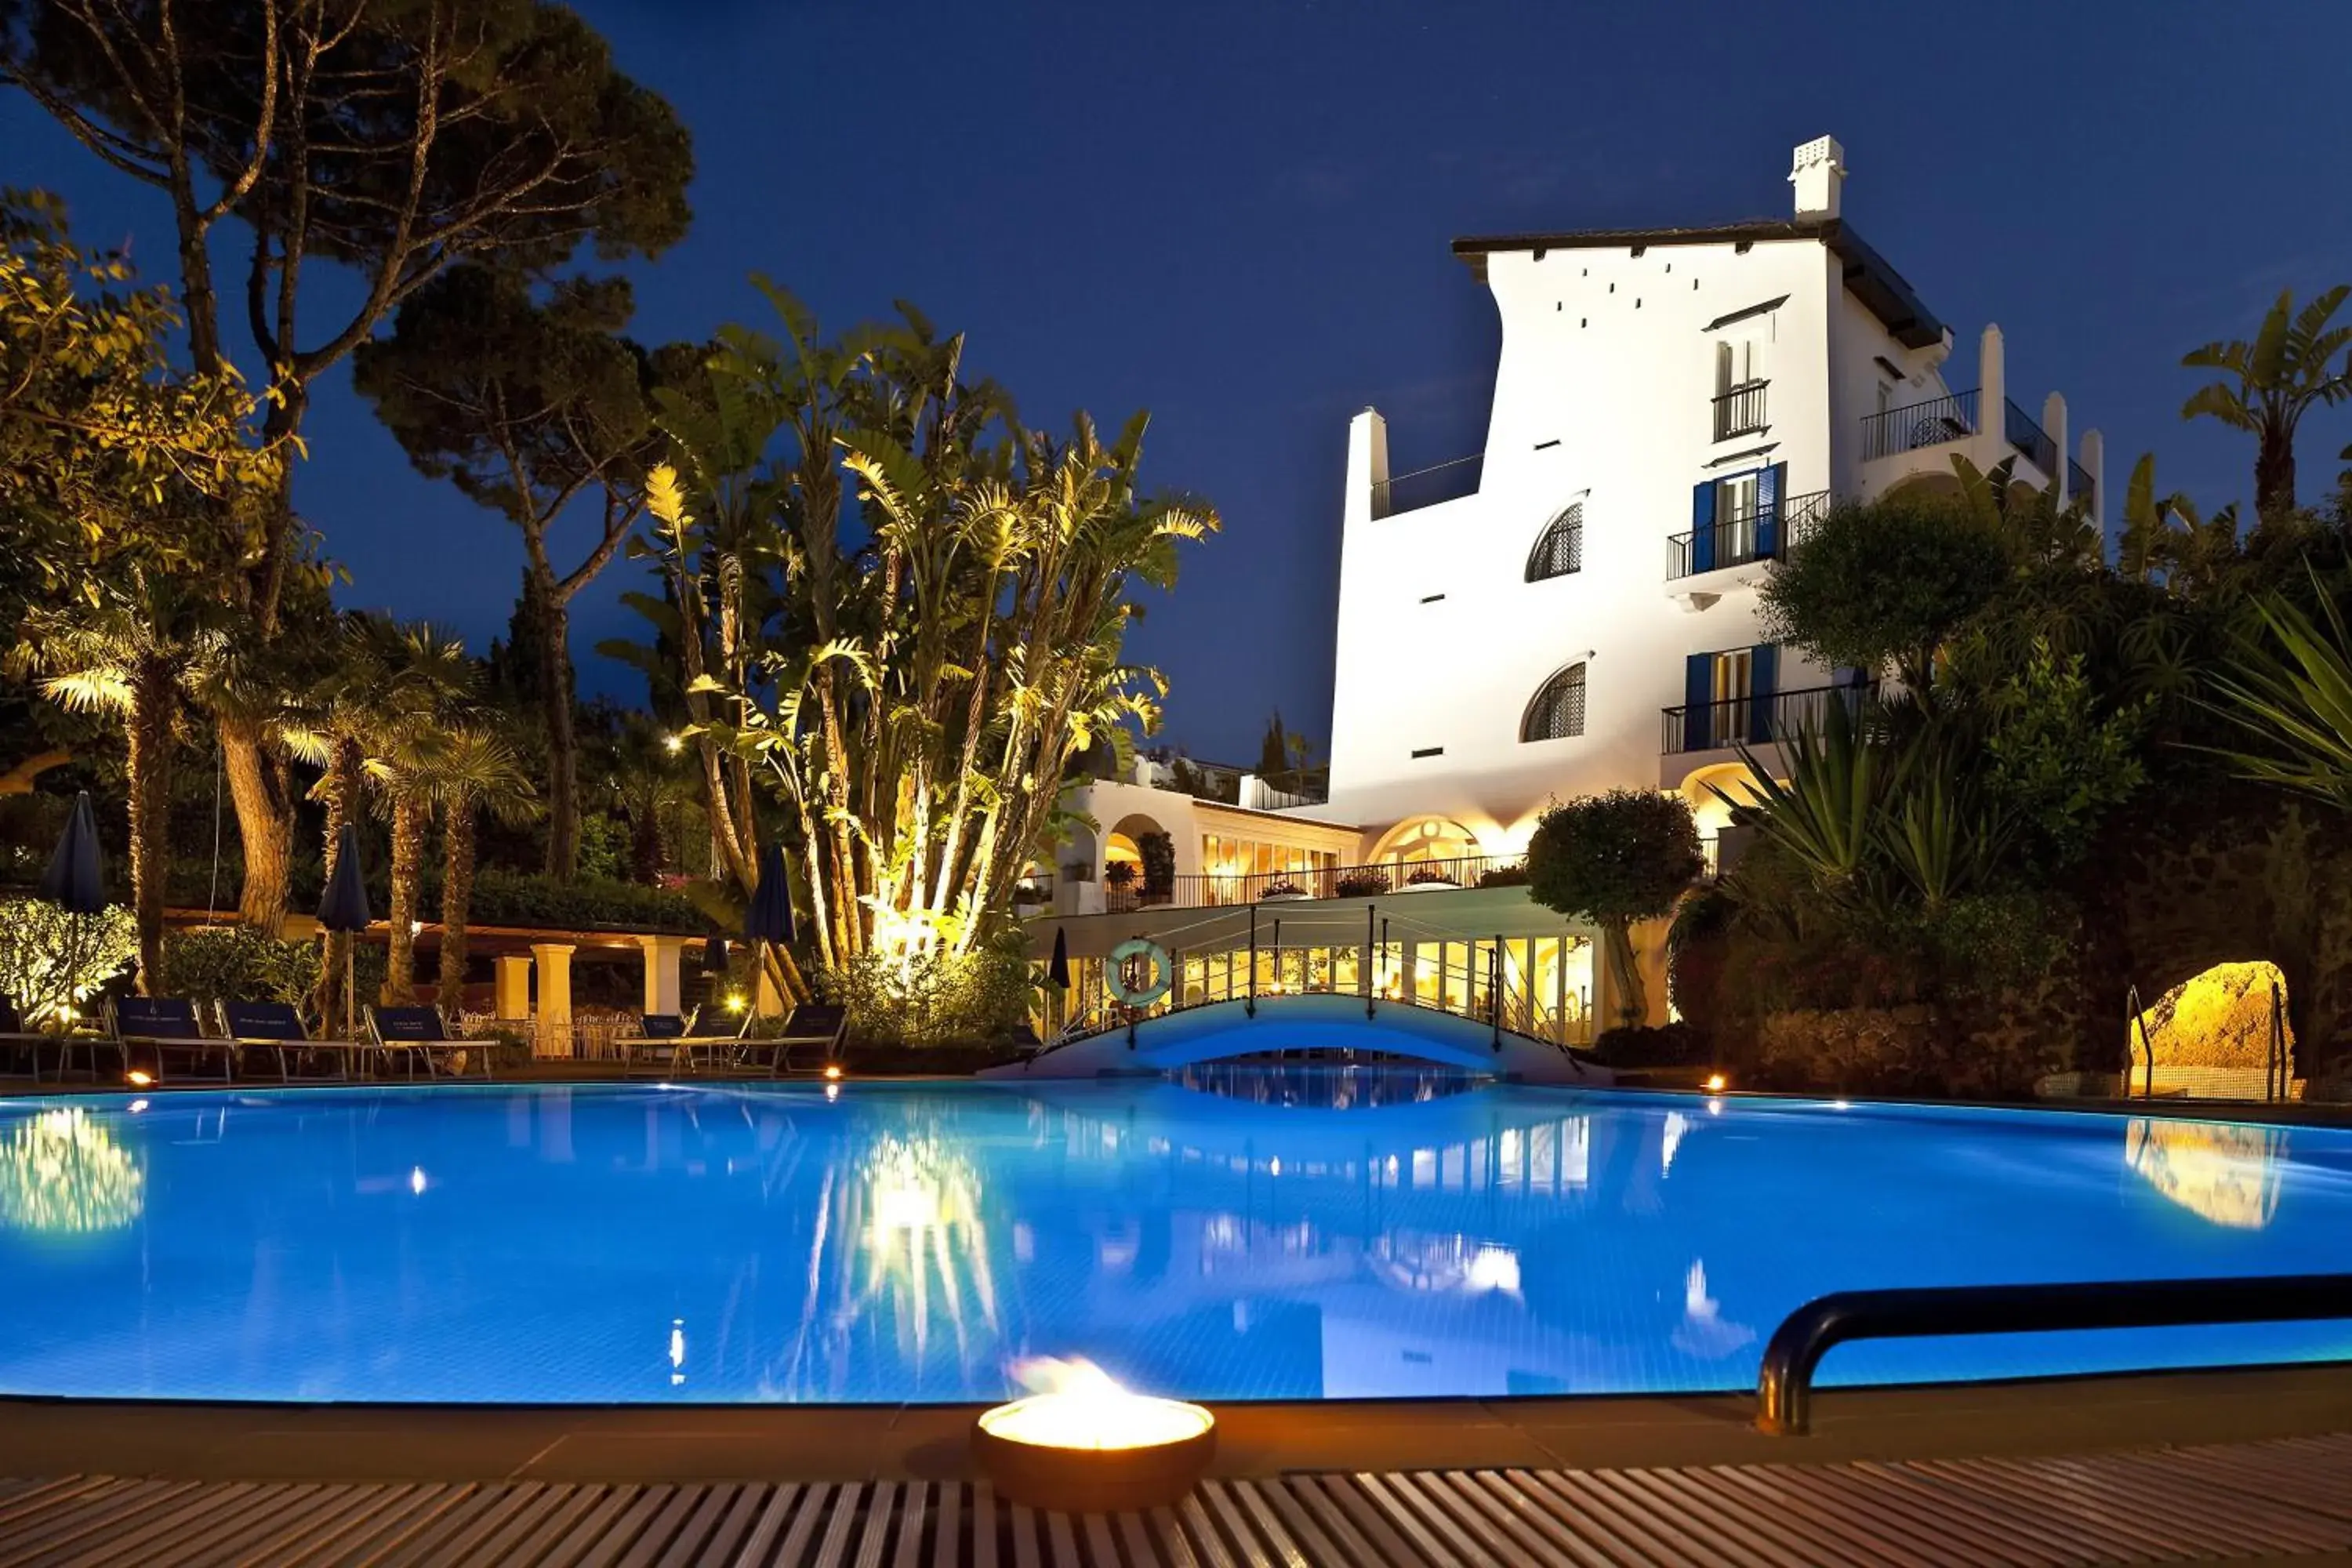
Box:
[742,844,797,1019]
[317,824,372,933]
[38,791,107,915]
[316,823,372,1036]
[700,936,731,975]
[1047,926,1071,989]
[744,843,797,946]
[36,791,108,1024]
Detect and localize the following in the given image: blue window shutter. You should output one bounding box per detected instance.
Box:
[1748,643,1779,744]
[1759,463,1785,557]
[1691,480,1716,573]
[1684,652,1713,750]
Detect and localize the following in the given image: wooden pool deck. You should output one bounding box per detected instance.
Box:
[6,1366,2352,1563]
[10,1431,2352,1565]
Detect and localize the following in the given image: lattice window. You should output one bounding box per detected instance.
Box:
[1521,663,1588,742]
[1524,504,1583,582]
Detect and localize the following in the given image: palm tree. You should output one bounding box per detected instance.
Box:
[359,625,475,1004]
[2207,569,2352,808]
[2182,286,2352,521]
[430,728,538,1021]
[12,567,231,989]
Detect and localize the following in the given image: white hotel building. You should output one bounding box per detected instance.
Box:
[1029,137,2097,1039]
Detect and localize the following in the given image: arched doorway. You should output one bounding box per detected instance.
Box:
[1105,812,1168,910]
[1371,815,1481,873]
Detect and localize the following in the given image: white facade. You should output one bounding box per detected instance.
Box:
[1308,135,2101,858]
[1030,136,2096,1032]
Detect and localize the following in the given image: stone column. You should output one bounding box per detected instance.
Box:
[1346,407,1391,524]
[2079,428,2105,531]
[1976,324,2005,474]
[637,935,687,1018]
[530,942,575,1058]
[2042,391,2068,498]
[493,953,532,1022]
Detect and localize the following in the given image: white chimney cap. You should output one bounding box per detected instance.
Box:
[1789,136,1847,220]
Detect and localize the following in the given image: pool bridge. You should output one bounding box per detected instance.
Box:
[979,991,1612,1085]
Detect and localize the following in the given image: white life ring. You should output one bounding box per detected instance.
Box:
[1106,938,1174,1007]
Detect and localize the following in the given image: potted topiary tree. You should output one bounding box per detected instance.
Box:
[1526,789,1704,1030]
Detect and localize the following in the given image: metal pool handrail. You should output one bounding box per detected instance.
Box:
[1757,1274,2352,1436]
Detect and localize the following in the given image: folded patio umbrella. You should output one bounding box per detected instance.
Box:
[1047,926,1071,990]
[38,791,107,915]
[700,936,730,975]
[36,791,109,1018]
[742,844,796,1015]
[743,843,796,946]
[317,824,373,1037]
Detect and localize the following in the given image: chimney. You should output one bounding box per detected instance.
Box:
[1789,136,1846,220]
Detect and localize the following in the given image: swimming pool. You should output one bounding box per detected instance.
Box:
[1,1073,2347,1405]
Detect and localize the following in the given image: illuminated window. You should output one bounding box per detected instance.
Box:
[1523,504,1583,582]
[1521,663,1587,742]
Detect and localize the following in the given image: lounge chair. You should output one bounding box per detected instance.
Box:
[108,996,238,1083]
[216,1000,378,1082]
[732,1004,848,1077]
[0,998,59,1082]
[366,1005,491,1080]
[616,1008,724,1076]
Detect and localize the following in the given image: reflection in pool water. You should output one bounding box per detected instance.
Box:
[2125,1116,2285,1230]
[0,1078,2347,1404]
[0,1108,143,1236]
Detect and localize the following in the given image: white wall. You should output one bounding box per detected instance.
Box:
[1319,234,1844,851]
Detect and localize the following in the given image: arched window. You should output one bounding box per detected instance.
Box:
[1521,663,1587,742]
[1524,503,1583,582]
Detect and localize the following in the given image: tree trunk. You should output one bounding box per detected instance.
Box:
[222,718,294,935]
[532,571,582,881]
[310,739,364,1030]
[2256,430,2296,524]
[126,660,176,996]
[439,803,476,1023]
[1602,918,1646,1031]
[383,792,427,1004]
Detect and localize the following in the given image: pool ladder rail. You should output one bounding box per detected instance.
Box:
[1757,1272,2352,1435]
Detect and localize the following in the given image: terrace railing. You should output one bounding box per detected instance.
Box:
[1161,852,1525,911]
[1667,489,1830,579]
[1860,389,1979,462]
[2069,456,2097,516]
[1662,681,1872,754]
[1373,452,1483,516]
[1712,379,1769,441]
[2005,397,2058,476]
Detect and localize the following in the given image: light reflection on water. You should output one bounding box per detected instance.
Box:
[0,1079,2339,1405]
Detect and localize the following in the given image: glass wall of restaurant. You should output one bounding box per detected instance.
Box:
[1034,935,1592,1047]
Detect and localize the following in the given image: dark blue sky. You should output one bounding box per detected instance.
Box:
[9,2,2351,763]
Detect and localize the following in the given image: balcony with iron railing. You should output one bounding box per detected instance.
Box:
[1667,490,1830,579]
[1860,389,1979,462]
[1661,681,1872,755]
[2069,457,2096,516]
[1712,379,1769,441]
[2004,397,2057,477]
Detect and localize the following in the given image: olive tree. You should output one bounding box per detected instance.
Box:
[1526,789,1704,1029]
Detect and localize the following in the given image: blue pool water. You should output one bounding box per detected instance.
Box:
[1,1072,2348,1405]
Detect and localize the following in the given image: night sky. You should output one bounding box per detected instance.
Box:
[6,2,2350,764]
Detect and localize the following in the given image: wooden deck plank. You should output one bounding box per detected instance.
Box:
[10,1428,2352,1567]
